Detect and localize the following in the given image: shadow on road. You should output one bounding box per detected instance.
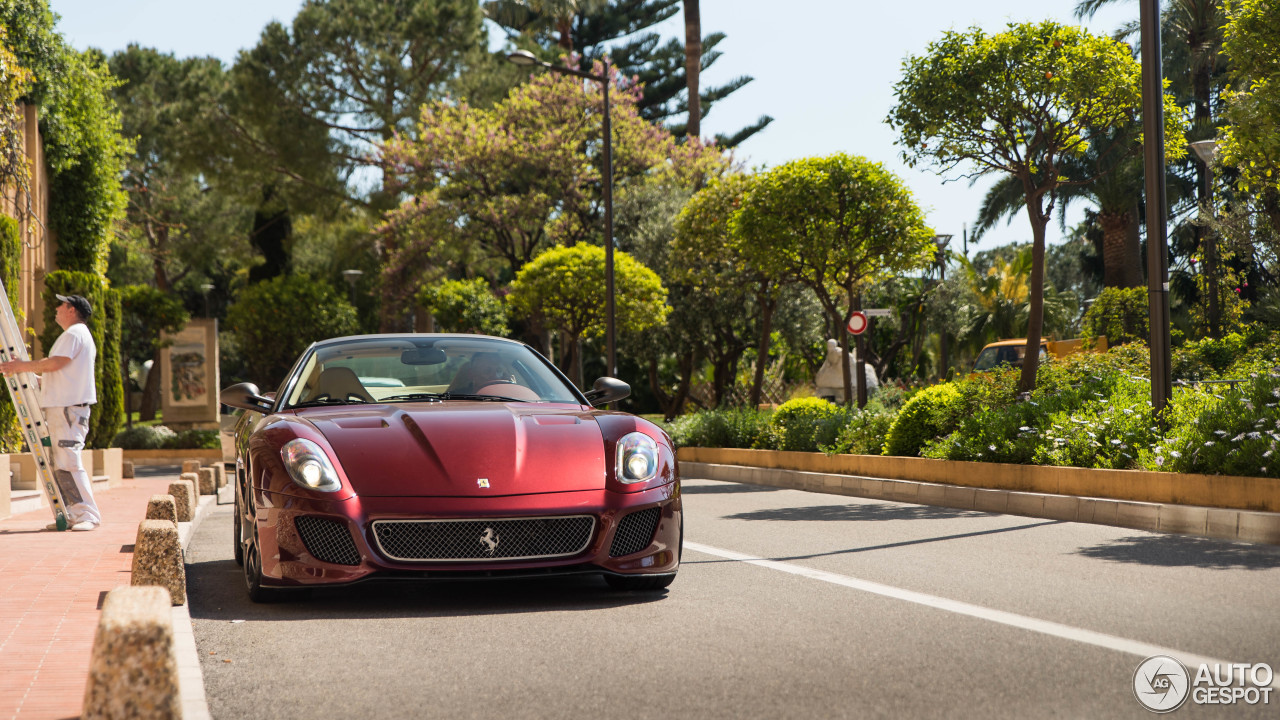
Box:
[186,556,669,623]
[1075,534,1280,570]
[724,502,987,522]
[682,482,779,495]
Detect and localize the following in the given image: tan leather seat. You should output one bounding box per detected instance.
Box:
[308,367,373,403]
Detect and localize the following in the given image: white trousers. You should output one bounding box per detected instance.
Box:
[47,405,101,525]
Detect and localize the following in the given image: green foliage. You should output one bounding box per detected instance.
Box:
[0,27,31,197]
[768,397,848,452]
[40,271,124,448]
[224,275,359,389]
[417,278,509,336]
[0,216,22,451]
[1082,286,1149,346]
[1143,371,1280,479]
[667,407,772,449]
[820,403,896,456]
[1219,0,1280,198]
[111,424,220,450]
[507,244,669,375]
[119,285,190,366]
[883,383,963,457]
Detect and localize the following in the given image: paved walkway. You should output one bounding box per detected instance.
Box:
[0,468,182,720]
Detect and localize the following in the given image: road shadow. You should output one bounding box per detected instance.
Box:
[185,556,669,623]
[1075,534,1280,570]
[681,482,779,494]
[724,502,988,522]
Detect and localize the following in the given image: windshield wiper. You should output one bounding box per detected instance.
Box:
[291,398,359,409]
[379,392,445,403]
[440,392,528,403]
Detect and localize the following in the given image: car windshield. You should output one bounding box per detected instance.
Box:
[281,337,581,409]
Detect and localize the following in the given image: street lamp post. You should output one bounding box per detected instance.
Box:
[199,283,214,319]
[508,50,616,379]
[1140,0,1173,415]
[342,269,364,306]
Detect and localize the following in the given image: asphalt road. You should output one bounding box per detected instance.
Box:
[187,478,1280,719]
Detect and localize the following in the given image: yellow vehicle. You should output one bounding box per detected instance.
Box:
[972,337,1107,372]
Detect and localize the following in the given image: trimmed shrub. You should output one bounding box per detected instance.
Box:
[821,404,896,456]
[111,425,219,450]
[667,408,772,449]
[769,397,848,452]
[112,424,176,450]
[1082,286,1148,346]
[417,278,509,336]
[883,383,963,457]
[0,215,21,452]
[225,275,359,390]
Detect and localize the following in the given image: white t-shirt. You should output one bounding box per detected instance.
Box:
[42,322,97,407]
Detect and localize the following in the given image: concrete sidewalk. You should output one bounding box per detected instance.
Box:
[0,467,194,720]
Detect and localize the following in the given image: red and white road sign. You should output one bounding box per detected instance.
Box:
[846,311,868,335]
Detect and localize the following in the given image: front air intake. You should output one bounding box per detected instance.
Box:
[609,507,661,557]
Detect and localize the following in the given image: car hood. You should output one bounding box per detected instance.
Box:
[302,403,605,497]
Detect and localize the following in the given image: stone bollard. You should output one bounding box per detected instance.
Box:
[213,463,227,489]
[167,480,195,522]
[144,495,178,524]
[82,586,181,720]
[122,460,135,479]
[196,467,216,495]
[130,519,186,605]
[181,459,200,474]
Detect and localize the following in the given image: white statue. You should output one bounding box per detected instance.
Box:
[814,338,879,403]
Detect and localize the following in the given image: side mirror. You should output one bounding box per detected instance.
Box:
[583,377,630,406]
[219,382,273,413]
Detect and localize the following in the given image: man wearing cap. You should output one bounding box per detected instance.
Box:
[0,294,100,531]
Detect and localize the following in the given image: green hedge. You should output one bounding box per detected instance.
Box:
[671,333,1280,478]
[112,424,219,450]
[40,271,124,449]
[0,215,21,452]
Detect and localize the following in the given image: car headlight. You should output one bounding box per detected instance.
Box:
[615,432,658,484]
[280,438,342,492]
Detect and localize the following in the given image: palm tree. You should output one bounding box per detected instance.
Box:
[974,122,1147,289]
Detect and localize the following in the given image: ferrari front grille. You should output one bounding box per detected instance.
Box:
[371,515,596,562]
[609,507,661,557]
[295,516,362,566]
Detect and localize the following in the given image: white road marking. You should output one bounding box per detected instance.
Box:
[685,540,1280,690]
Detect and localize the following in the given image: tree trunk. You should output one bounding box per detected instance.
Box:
[1100,207,1143,288]
[682,0,702,140]
[139,348,162,422]
[1019,195,1049,394]
[749,291,775,407]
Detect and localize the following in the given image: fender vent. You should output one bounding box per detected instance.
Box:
[610,507,661,557]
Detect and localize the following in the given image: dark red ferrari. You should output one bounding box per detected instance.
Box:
[220,334,681,602]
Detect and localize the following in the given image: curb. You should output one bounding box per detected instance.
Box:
[171,490,218,720]
[682,461,1280,546]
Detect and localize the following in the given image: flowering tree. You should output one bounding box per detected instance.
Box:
[377,61,726,329]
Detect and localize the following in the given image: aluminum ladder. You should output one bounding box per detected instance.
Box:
[0,279,69,530]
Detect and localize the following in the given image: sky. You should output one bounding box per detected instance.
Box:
[47,0,1139,256]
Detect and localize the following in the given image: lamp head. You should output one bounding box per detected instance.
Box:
[507,50,539,67]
